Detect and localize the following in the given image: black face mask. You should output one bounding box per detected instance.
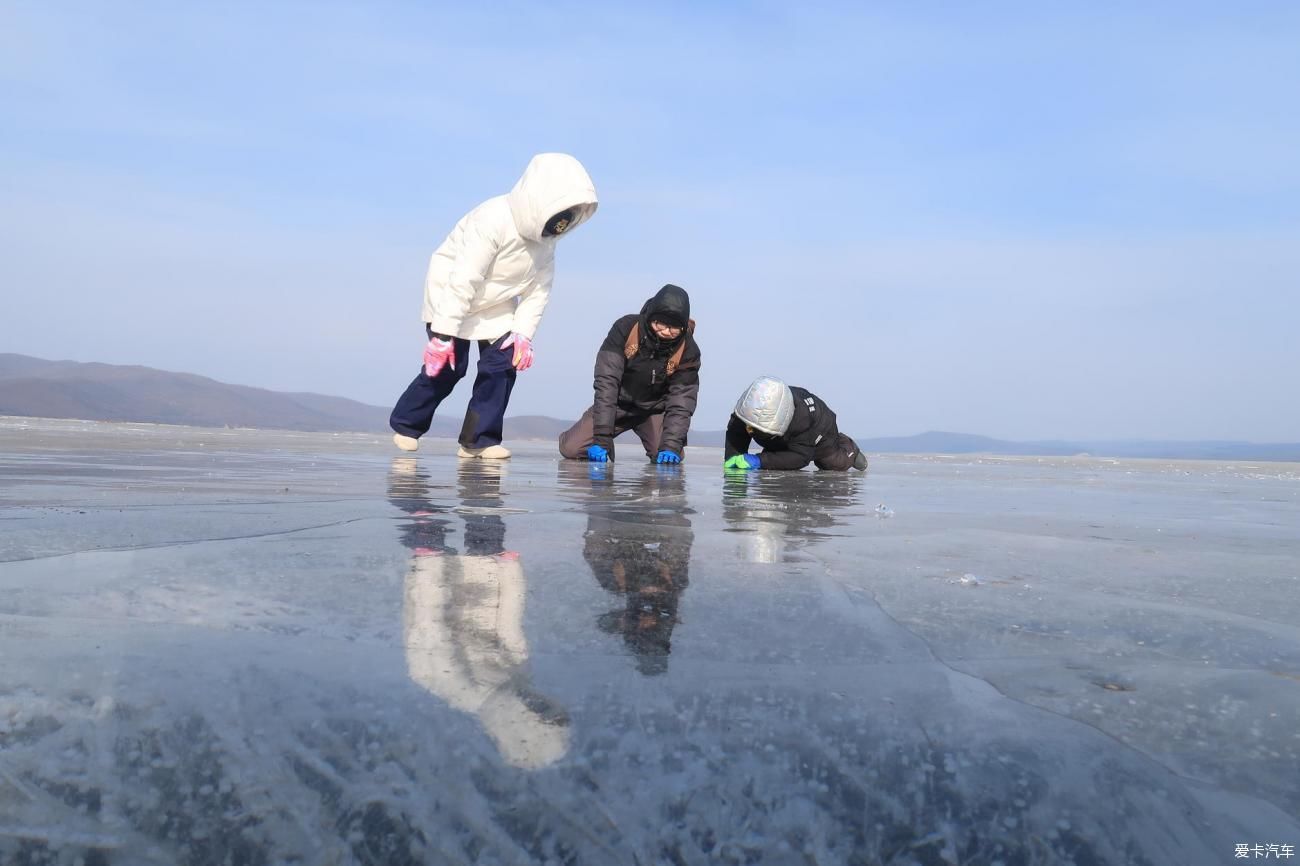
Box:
[542,208,577,237]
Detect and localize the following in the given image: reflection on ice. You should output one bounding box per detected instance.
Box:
[722,470,863,563]
[1,421,1297,864]
[390,459,569,769]
[574,465,693,676]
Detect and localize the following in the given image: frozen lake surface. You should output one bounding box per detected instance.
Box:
[2,417,1298,865]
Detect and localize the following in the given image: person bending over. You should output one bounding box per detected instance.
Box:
[723,376,868,472]
[390,153,598,458]
[559,284,701,464]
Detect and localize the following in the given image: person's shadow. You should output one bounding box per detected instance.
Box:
[388,458,569,769]
[561,463,694,677]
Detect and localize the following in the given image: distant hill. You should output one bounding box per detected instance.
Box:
[688,428,1300,461]
[853,431,1300,462]
[0,353,406,434]
[2,355,1297,460]
[0,354,617,441]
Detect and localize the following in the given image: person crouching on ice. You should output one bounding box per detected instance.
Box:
[724,376,869,472]
[390,153,598,458]
[558,284,701,464]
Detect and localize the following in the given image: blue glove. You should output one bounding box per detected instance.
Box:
[586,444,609,462]
[656,450,680,464]
[724,453,761,471]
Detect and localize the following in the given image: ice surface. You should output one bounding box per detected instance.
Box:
[2,417,1298,864]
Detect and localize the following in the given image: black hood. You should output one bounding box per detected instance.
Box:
[641,284,690,327]
[638,284,691,353]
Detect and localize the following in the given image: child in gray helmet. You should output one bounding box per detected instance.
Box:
[724,376,868,471]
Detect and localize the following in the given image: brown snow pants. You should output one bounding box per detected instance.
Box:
[558,407,680,461]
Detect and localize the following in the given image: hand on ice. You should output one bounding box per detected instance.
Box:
[656,450,680,464]
[501,333,534,371]
[586,445,609,462]
[724,454,760,471]
[423,337,456,377]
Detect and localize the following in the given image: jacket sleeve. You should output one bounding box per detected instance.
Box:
[757,441,815,471]
[592,320,627,451]
[510,256,554,339]
[428,214,501,337]
[724,414,752,459]
[659,360,699,456]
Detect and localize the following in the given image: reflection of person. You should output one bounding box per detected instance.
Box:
[558,285,701,464]
[389,459,569,769]
[724,376,869,472]
[722,470,862,563]
[388,458,454,555]
[390,153,599,459]
[572,465,693,675]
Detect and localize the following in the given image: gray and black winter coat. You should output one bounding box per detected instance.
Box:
[592,286,701,455]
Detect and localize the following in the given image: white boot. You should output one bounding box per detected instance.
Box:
[393,433,419,452]
[458,444,511,459]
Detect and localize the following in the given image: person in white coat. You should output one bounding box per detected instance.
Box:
[390,153,598,457]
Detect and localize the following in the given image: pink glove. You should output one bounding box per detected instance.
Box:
[500,333,534,371]
[423,337,456,377]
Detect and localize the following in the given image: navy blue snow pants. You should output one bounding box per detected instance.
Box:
[389,328,517,449]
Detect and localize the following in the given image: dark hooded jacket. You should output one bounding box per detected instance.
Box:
[591,285,701,455]
[724,386,840,470]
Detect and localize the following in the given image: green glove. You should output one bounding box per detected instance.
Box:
[724,454,760,471]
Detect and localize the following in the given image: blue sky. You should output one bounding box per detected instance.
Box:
[2,1,1298,440]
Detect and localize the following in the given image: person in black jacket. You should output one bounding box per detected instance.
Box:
[558,284,701,463]
[724,376,869,472]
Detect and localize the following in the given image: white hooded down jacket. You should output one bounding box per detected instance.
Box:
[422,153,598,341]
